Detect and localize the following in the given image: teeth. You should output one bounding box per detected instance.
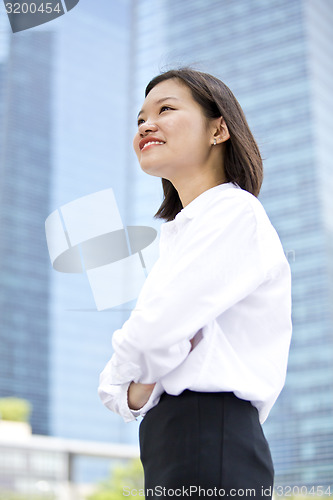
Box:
[142,141,164,150]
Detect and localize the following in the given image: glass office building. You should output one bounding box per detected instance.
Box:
[0,0,139,484]
[0,30,53,435]
[0,1,139,450]
[45,0,139,448]
[129,0,333,488]
[0,0,332,489]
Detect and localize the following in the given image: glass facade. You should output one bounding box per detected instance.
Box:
[0,0,332,489]
[46,0,140,448]
[0,0,140,449]
[129,0,333,488]
[0,31,53,435]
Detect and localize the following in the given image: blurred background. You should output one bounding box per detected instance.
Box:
[0,0,332,498]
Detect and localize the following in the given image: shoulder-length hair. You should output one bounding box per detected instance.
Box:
[144,68,263,222]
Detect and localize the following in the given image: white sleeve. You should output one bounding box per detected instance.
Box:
[104,195,268,385]
[98,361,163,422]
[97,367,136,423]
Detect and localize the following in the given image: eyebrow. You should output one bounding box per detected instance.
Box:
[137,96,180,118]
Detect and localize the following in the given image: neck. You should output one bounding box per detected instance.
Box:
[173,173,227,208]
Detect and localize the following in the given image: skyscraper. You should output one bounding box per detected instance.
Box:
[1,0,332,488]
[0,1,140,450]
[128,0,333,487]
[0,0,143,485]
[45,0,139,447]
[0,30,53,435]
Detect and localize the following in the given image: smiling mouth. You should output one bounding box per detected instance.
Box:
[141,141,165,151]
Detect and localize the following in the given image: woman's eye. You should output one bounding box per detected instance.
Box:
[160,105,173,113]
[137,106,173,126]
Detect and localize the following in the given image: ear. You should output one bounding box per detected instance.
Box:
[211,117,230,145]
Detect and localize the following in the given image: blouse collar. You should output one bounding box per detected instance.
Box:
[175,181,241,222]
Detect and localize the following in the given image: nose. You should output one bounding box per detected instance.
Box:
[138,120,158,137]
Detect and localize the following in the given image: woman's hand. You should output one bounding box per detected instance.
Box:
[128,381,156,410]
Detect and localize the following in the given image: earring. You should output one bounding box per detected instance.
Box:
[213,138,217,146]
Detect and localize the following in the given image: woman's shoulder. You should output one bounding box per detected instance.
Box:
[206,183,269,224]
[206,185,285,252]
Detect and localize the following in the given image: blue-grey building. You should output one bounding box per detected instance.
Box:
[0,0,332,489]
[128,0,333,488]
[0,30,53,435]
[0,0,139,483]
[0,0,139,448]
[45,0,139,448]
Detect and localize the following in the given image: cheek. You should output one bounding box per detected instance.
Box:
[133,134,140,156]
[171,116,207,146]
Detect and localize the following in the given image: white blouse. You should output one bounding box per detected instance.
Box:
[98,182,292,424]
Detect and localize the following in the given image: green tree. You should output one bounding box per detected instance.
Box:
[88,458,144,500]
[0,397,32,422]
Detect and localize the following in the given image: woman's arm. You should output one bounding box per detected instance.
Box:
[107,194,270,386]
[99,339,194,420]
[98,363,158,421]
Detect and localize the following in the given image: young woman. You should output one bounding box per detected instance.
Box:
[99,68,292,498]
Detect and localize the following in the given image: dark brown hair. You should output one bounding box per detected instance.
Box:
[144,68,263,222]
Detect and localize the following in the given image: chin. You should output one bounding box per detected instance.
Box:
[140,162,167,178]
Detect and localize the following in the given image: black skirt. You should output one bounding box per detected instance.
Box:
[139,390,274,499]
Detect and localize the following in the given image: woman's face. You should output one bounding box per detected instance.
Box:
[133,79,216,182]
